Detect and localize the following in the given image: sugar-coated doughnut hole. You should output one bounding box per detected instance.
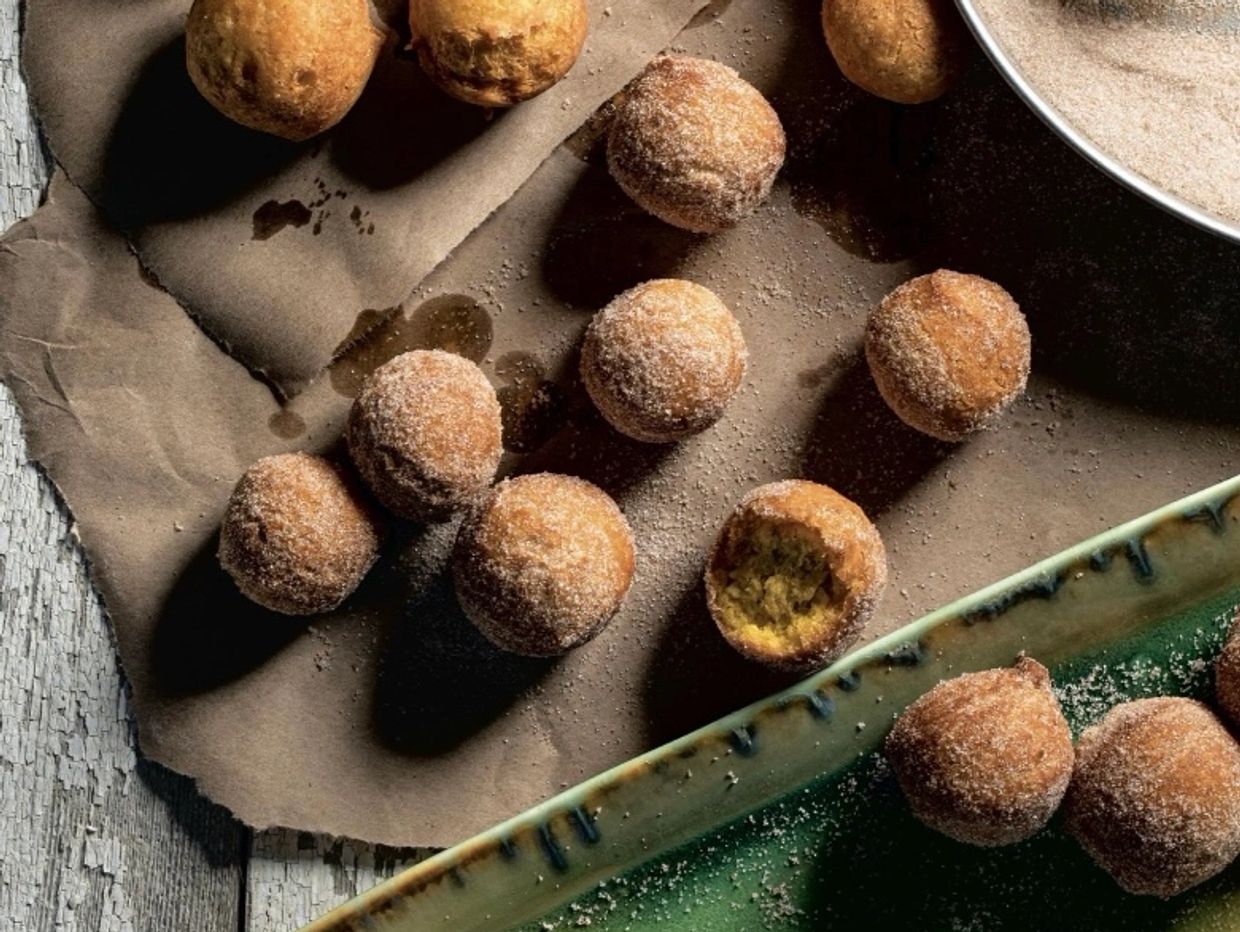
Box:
[218,452,383,615]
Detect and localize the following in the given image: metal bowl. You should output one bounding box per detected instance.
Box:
[955,0,1240,245]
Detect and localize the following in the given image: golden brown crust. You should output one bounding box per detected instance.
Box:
[409,0,588,107]
[347,350,502,523]
[581,279,748,443]
[218,452,384,615]
[885,656,1075,847]
[705,480,886,672]
[1216,615,1240,729]
[1064,697,1240,897]
[452,474,636,656]
[186,0,384,141]
[821,0,967,105]
[865,270,1030,442]
[607,56,786,233]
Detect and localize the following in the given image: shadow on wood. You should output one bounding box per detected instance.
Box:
[135,757,247,869]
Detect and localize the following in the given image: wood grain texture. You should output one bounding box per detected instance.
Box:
[248,832,429,931]
[2,6,432,928]
[1,1,248,929]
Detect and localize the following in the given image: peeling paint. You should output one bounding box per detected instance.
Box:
[248,832,432,930]
[2,6,432,929]
[0,6,246,927]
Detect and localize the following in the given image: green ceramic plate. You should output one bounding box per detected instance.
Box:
[306,476,1240,932]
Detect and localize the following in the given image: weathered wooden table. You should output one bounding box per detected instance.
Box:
[0,5,426,928]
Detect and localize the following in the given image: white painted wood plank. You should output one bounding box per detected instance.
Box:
[248,831,432,930]
[5,5,435,926]
[1,4,247,929]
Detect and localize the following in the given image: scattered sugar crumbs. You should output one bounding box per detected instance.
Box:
[1054,602,1238,732]
[529,602,1240,930]
[530,755,890,930]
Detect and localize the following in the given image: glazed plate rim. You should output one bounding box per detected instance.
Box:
[306,473,1240,930]
[954,0,1240,246]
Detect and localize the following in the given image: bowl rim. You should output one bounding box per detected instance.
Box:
[954,0,1240,246]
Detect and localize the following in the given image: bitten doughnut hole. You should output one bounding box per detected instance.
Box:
[706,480,887,672]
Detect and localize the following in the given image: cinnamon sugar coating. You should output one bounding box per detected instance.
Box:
[865,270,1031,442]
[452,474,636,656]
[581,279,748,443]
[1214,614,1240,730]
[607,56,786,233]
[218,452,383,615]
[885,657,1074,847]
[1065,697,1240,897]
[347,350,502,523]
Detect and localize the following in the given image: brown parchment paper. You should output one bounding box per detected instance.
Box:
[4,0,1240,847]
[21,0,708,394]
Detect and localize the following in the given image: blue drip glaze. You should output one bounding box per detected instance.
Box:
[537,825,568,872]
[447,867,466,888]
[885,642,926,666]
[499,838,518,860]
[569,807,600,845]
[1125,539,1154,581]
[729,726,757,756]
[837,671,861,692]
[963,572,1064,624]
[807,692,835,720]
[1089,549,1112,572]
[1185,503,1226,532]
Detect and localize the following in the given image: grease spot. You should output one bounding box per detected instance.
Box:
[408,294,494,363]
[252,199,312,240]
[329,295,494,398]
[268,409,307,439]
[495,351,567,453]
[348,204,375,236]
